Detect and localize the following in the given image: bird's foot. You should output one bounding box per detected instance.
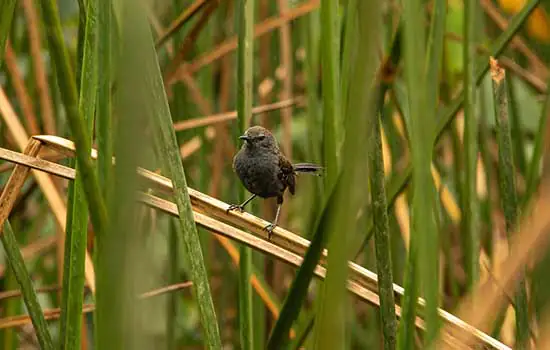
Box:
[263,223,277,240]
[226,204,245,213]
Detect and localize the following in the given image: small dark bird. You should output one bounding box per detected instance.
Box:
[227,126,323,238]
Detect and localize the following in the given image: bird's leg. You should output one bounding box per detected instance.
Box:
[227,194,257,213]
[264,196,283,239]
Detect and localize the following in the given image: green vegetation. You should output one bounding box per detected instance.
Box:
[0,0,549,349]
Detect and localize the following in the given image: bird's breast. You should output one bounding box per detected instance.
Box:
[233,150,284,198]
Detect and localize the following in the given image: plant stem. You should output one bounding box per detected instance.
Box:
[490,57,530,349]
[236,0,255,348]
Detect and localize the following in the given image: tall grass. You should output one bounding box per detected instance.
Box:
[490,59,530,349]
[1,0,550,349]
[463,0,480,293]
[0,0,16,65]
[59,0,98,347]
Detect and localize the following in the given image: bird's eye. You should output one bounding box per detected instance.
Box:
[257,134,266,140]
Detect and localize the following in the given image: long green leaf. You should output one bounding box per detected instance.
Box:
[39,0,108,238]
[1,221,53,350]
[425,0,446,110]
[125,2,222,348]
[321,0,342,187]
[266,0,344,346]
[398,0,439,346]
[314,2,380,349]
[94,0,114,346]
[0,0,16,66]
[370,94,397,350]
[59,0,98,347]
[491,62,530,349]
[462,0,479,292]
[523,82,550,326]
[506,78,527,175]
[97,0,113,199]
[524,78,550,205]
[340,1,357,121]
[93,0,114,345]
[303,8,321,167]
[167,219,180,350]
[301,8,323,235]
[3,262,19,350]
[95,2,162,348]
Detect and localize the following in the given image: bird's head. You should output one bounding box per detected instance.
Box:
[239,126,278,150]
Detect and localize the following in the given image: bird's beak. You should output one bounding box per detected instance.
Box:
[239,135,250,141]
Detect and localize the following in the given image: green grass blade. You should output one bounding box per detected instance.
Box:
[125,3,222,348]
[93,0,114,344]
[314,2,380,349]
[76,0,86,91]
[106,4,149,347]
[491,61,530,349]
[2,263,19,350]
[266,0,344,346]
[301,8,323,234]
[306,0,343,344]
[529,78,550,344]
[169,0,190,128]
[397,249,419,350]
[1,221,53,349]
[38,0,108,237]
[0,0,16,66]
[479,73,496,257]
[320,0,342,187]
[370,94,397,350]
[421,3,446,343]
[167,219,180,350]
[506,78,527,175]
[524,78,550,205]
[340,0,357,121]
[97,0,114,198]
[425,0,447,110]
[236,0,255,348]
[398,0,439,347]
[463,0,479,291]
[303,8,321,167]
[59,0,98,347]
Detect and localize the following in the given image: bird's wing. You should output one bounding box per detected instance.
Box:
[279,155,296,195]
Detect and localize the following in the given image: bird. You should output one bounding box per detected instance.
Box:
[227,125,323,238]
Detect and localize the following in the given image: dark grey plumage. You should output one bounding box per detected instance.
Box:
[228,126,323,237]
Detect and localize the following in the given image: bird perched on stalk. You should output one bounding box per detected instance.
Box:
[227,126,323,238]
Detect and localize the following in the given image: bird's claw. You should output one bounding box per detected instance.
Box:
[226,204,244,213]
[264,223,276,239]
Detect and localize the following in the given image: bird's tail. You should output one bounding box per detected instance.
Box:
[293,163,324,176]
